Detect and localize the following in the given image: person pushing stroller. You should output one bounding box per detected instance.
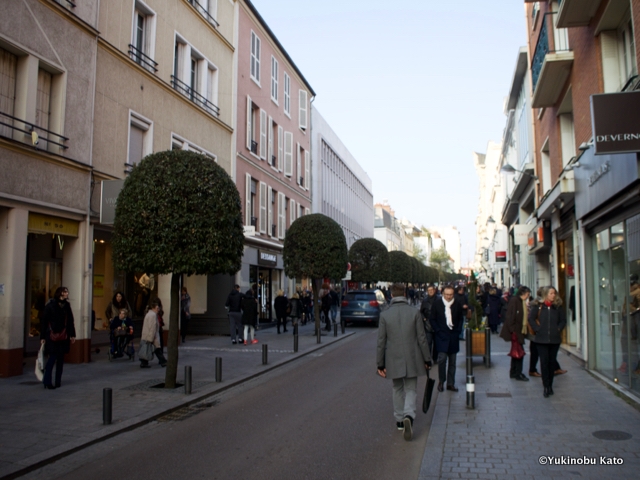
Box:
[109,308,134,360]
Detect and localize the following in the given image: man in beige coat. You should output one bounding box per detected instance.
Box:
[140,299,167,368]
[377,283,432,441]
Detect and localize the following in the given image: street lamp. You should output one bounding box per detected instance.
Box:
[487,216,495,224]
[500,163,538,179]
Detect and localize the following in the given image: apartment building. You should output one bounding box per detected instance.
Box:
[310,105,373,250]
[0,0,99,376]
[234,0,314,322]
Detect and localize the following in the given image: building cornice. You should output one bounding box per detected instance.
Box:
[181,0,235,52]
[0,136,92,175]
[39,0,100,38]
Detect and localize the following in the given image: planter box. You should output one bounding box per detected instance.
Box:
[471,331,486,356]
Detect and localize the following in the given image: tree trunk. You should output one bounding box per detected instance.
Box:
[164,273,180,388]
[312,278,321,336]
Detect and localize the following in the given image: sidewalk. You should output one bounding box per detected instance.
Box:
[0,322,353,480]
[418,334,640,479]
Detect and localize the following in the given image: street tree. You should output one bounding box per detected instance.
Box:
[387,250,412,283]
[429,246,451,284]
[412,243,427,264]
[349,238,389,287]
[283,214,348,334]
[112,150,244,388]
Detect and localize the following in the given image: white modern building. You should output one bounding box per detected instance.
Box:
[311,106,373,248]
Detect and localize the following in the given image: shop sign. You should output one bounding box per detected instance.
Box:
[28,213,79,237]
[244,226,256,237]
[495,251,507,263]
[100,180,125,225]
[258,250,277,267]
[514,224,532,246]
[529,222,551,254]
[591,91,640,155]
[93,274,104,297]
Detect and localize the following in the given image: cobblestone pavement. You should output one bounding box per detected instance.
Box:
[0,322,354,479]
[418,333,640,480]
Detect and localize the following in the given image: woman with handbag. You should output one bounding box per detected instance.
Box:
[529,286,566,398]
[139,299,167,368]
[499,286,531,381]
[40,287,76,389]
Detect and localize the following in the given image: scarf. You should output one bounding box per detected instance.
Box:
[443,297,454,330]
[521,298,528,335]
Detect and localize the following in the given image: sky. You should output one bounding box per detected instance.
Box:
[250,0,528,266]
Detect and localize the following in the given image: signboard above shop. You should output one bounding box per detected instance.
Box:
[591,91,640,155]
[528,221,552,255]
[495,251,507,263]
[100,180,125,225]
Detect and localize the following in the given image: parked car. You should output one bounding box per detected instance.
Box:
[340,289,388,327]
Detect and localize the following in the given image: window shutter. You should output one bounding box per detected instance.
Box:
[259,109,267,159]
[304,150,310,190]
[277,125,284,171]
[268,116,274,166]
[246,95,252,150]
[296,143,301,185]
[245,173,252,226]
[259,182,267,233]
[289,198,295,225]
[305,207,310,216]
[601,31,621,93]
[268,186,273,236]
[278,192,285,239]
[284,131,293,176]
[299,90,308,130]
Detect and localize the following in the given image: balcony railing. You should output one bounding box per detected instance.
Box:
[271,224,276,237]
[187,0,219,28]
[299,176,304,186]
[251,140,258,154]
[250,216,257,227]
[0,110,69,150]
[128,44,158,73]
[171,75,220,116]
[531,19,549,91]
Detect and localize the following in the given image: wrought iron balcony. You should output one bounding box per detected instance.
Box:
[251,140,258,154]
[0,110,69,150]
[128,44,158,73]
[171,75,220,116]
[187,0,220,28]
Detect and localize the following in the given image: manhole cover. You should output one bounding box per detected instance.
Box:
[486,392,512,398]
[592,430,632,441]
[157,400,219,422]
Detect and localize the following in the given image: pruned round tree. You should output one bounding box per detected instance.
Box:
[113,150,244,388]
[283,214,348,334]
[387,250,412,283]
[348,237,389,286]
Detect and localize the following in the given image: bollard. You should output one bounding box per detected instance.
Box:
[103,388,112,425]
[294,332,299,352]
[465,327,473,376]
[485,327,491,368]
[341,319,345,334]
[215,357,222,382]
[262,344,268,365]
[466,375,475,409]
[184,365,192,395]
[334,323,338,337]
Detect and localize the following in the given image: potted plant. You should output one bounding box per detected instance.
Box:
[467,271,486,355]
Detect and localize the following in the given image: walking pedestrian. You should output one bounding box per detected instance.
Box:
[376,283,432,441]
[487,288,502,333]
[274,289,288,334]
[528,287,566,377]
[225,285,243,344]
[288,292,303,330]
[430,285,464,393]
[529,286,566,398]
[499,286,531,381]
[330,287,340,325]
[242,289,258,345]
[140,299,167,368]
[180,286,191,343]
[321,284,332,331]
[40,287,76,389]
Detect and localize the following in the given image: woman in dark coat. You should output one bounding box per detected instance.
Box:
[529,286,567,398]
[242,290,258,345]
[487,288,502,333]
[499,286,531,381]
[274,289,288,334]
[40,286,76,389]
[287,293,303,330]
[104,291,132,329]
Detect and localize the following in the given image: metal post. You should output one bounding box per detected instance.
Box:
[184,365,192,395]
[466,375,475,409]
[262,344,268,365]
[334,323,338,337]
[215,357,222,382]
[465,327,473,376]
[103,388,112,425]
[485,327,491,368]
[341,319,345,334]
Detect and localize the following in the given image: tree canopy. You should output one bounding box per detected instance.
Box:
[387,250,412,283]
[349,237,389,284]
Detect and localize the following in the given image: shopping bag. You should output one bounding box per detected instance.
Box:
[138,340,155,361]
[508,338,525,359]
[35,343,45,382]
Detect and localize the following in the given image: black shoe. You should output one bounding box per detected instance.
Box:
[516,374,529,381]
[232,340,237,344]
[446,385,459,392]
[277,330,281,334]
[510,374,517,379]
[43,384,56,390]
[396,421,404,431]
[548,386,554,395]
[437,382,444,392]
[543,387,550,398]
[403,416,413,441]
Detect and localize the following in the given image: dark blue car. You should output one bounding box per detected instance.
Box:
[340,289,388,327]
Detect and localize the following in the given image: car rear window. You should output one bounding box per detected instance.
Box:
[345,293,375,301]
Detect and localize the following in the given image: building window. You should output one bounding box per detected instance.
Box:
[278,192,286,239]
[259,108,267,160]
[246,96,258,155]
[127,111,153,174]
[284,72,290,116]
[296,143,302,186]
[35,69,52,141]
[268,186,275,237]
[0,47,17,138]
[540,138,551,194]
[259,181,267,234]
[170,133,216,161]
[172,36,219,116]
[246,176,257,227]
[250,31,261,85]
[268,117,278,168]
[289,198,296,225]
[304,150,310,191]
[129,1,157,73]
[271,56,278,104]
[284,131,293,176]
[187,0,219,28]
[277,125,284,171]
[299,89,308,130]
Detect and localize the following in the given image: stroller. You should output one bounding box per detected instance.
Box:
[108,318,135,361]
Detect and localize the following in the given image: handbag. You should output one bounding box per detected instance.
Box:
[50,328,67,342]
[422,368,436,413]
[527,306,541,338]
[508,333,525,359]
[138,340,155,361]
[35,343,45,382]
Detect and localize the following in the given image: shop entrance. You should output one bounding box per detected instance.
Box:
[250,266,273,323]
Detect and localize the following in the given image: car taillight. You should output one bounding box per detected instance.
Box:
[341,301,349,307]
[369,300,379,307]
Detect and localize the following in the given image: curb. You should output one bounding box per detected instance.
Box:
[1,331,356,480]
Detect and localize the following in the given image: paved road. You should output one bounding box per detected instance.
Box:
[23,328,433,480]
